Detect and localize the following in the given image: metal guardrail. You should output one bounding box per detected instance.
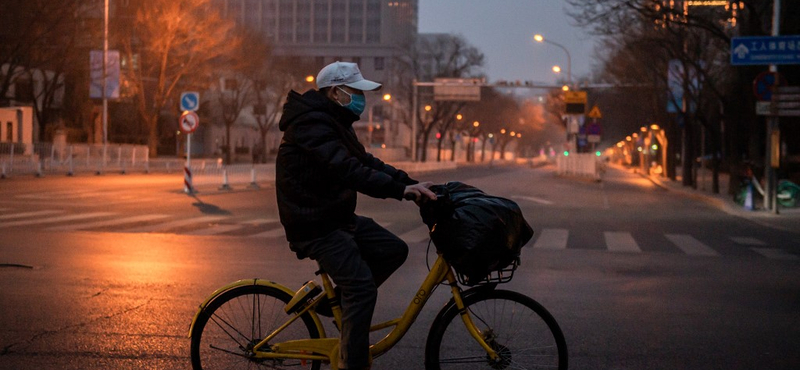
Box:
[0,142,150,176]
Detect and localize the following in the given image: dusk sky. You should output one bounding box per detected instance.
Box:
[418,0,598,86]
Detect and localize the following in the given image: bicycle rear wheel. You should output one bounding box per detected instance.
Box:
[190,284,322,370]
[425,289,567,370]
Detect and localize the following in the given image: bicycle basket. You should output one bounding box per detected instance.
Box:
[456,257,519,286]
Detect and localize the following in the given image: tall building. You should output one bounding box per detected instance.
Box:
[214,0,417,89]
[214,0,418,155]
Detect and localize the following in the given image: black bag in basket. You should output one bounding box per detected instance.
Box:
[419,182,534,285]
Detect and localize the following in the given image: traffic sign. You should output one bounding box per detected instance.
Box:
[180,91,200,112]
[753,71,784,101]
[433,78,483,101]
[587,105,602,119]
[564,91,587,114]
[179,111,199,134]
[731,36,800,66]
[564,91,587,104]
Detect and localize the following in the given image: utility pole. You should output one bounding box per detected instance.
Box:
[764,0,781,213]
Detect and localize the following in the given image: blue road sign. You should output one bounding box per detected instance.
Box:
[731,36,800,66]
[180,91,200,111]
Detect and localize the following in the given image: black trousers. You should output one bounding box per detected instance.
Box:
[289,216,408,370]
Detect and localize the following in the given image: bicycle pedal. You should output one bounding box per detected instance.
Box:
[285,281,322,314]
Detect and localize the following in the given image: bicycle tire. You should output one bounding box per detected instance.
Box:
[190,284,322,370]
[425,289,568,370]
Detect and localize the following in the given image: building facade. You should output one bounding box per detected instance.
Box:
[212,0,418,158]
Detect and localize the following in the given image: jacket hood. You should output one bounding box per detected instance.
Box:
[279,89,360,131]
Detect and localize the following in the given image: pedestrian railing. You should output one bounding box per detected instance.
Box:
[0,142,150,177]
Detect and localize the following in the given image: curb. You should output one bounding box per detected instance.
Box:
[626,167,800,235]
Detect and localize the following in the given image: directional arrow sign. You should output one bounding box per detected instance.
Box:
[180,91,200,111]
[731,36,800,66]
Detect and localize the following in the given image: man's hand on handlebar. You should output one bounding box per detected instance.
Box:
[403,182,437,204]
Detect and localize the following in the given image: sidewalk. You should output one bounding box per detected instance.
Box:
[613,164,800,235]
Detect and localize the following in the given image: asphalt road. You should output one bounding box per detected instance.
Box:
[1,163,798,369]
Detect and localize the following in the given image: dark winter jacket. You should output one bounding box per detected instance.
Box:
[276,89,417,242]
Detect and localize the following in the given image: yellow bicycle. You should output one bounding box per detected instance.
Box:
[188,250,567,370]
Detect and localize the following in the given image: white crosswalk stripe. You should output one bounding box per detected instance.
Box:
[124,215,228,233]
[184,224,245,236]
[48,214,170,231]
[751,248,799,261]
[730,237,767,246]
[532,228,568,250]
[0,210,64,220]
[664,234,720,257]
[0,212,114,228]
[250,227,286,239]
[604,232,642,253]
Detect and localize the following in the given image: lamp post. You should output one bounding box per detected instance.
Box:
[534,34,572,86]
[101,0,109,172]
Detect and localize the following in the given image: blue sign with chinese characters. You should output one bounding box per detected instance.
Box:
[731,36,800,66]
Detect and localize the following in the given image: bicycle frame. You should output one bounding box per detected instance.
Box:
[247,254,500,367]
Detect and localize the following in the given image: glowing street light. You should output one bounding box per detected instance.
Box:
[424,105,432,112]
[552,65,562,73]
[473,121,480,128]
[383,93,392,101]
[305,75,315,83]
[534,34,572,85]
[456,113,463,120]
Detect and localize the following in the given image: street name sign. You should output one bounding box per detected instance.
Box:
[180,91,200,111]
[433,78,483,101]
[731,36,800,66]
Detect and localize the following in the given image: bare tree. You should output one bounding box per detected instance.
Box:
[395,34,485,162]
[121,0,240,156]
[0,0,87,140]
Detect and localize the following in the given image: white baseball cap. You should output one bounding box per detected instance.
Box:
[316,61,382,91]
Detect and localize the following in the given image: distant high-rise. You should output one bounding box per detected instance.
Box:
[214,0,418,86]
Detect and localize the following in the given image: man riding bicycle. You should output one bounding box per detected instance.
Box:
[275,61,436,370]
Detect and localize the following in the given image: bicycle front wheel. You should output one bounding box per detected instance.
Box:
[425,289,568,370]
[190,284,322,370]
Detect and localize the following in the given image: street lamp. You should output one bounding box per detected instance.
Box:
[534,34,572,86]
[552,65,561,74]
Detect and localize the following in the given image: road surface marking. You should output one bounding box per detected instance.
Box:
[250,227,285,238]
[0,210,64,220]
[123,215,227,233]
[48,214,170,231]
[398,225,431,243]
[239,218,278,225]
[665,234,720,256]
[0,212,114,228]
[16,190,112,200]
[751,248,799,260]
[604,232,642,253]
[532,228,568,250]
[184,224,245,236]
[730,237,767,246]
[512,195,554,205]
